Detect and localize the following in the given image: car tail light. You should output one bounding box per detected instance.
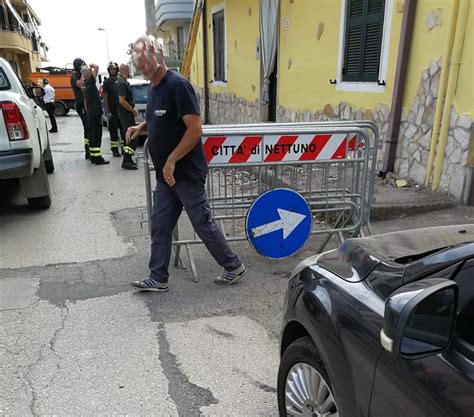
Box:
[0,101,29,141]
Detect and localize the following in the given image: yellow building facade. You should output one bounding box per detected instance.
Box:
[190,0,473,201]
[0,0,47,81]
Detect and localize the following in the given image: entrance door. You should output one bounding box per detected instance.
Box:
[267,51,278,122]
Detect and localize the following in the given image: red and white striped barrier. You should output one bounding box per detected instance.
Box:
[202,133,361,165]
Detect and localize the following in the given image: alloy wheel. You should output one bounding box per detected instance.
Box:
[284,362,339,417]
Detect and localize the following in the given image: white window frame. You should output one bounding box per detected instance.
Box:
[211,3,227,87]
[335,0,393,93]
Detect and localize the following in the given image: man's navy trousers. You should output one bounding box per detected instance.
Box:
[149,178,241,283]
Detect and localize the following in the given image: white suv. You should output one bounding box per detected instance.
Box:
[0,58,54,209]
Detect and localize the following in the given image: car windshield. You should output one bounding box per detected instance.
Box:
[0,68,11,90]
[132,85,148,104]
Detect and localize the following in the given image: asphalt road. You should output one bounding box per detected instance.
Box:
[1,114,473,416]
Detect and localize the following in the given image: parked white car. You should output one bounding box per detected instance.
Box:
[102,78,149,126]
[0,58,54,209]
[128,78,149,124]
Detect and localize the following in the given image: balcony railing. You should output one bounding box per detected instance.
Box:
[0,26,48,60]
[162,41,187,61]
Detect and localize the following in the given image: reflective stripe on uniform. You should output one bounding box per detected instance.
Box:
[123,146,135,155]
[89,147,102,157]
[111,141,119,147]
[84,138,90,146]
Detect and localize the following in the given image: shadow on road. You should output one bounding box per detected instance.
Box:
[0,179,32,214]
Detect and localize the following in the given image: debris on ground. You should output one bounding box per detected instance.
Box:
[381,172,420,190]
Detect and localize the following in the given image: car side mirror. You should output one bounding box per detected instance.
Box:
[380,278,458,358]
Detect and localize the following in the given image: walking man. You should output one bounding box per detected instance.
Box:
[71,58,90,159]
[81,64,109,165]
[128,35,246,291]
[102,61,121,157]
[42,78,57,133]
[117,64,138,170]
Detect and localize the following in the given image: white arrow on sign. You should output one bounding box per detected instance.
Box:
[251,208,307,239]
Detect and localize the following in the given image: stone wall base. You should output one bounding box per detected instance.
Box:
[193,61,473,200]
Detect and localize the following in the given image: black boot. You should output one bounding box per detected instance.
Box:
[121,155,138,170]
[94,156,110,165]
[112,148,121,157]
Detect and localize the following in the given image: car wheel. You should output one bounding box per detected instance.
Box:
[277,336,339,417]
[54,101,66,117]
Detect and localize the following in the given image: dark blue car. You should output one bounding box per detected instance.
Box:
[278,225,474,417]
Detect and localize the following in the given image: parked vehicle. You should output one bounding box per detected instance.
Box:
[0,58,54,209]
[278,225,474,417]
[129,78,149,124]
[102,78,149,143]
[29,66,75,117]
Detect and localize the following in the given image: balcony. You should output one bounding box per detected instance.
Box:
[0,27,33,53]
[0,27,47,60]
[154,0,193,30]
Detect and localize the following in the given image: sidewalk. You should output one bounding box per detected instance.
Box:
[371,177,457,221]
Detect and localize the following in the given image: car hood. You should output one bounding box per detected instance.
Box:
[316,224,474,282]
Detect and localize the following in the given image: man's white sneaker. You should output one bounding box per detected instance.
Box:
[214,264,246,285]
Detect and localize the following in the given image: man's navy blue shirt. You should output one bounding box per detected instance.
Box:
[146,70,208,182]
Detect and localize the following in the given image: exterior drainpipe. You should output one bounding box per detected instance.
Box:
[424,0,460,187]
[202,0,210,124]
[381,0,417,174]
[431,0,470,191]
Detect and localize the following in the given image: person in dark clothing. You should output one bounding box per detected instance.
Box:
[128,35,245,292]
[81,64,109,165]
[42,78,57,133]
[102,61,121,157]
[117,64,138,170]
[71,58,91,159]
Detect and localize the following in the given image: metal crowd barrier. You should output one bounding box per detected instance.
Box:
[142,121,379,282]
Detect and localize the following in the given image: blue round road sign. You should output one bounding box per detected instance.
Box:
[246,188,312,259]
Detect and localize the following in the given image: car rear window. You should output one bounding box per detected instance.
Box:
[0,68,11,90]
[132,85,148,104]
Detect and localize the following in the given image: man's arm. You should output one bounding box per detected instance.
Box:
[119,95,137,115]
[162,114,202,187]
[103,92,110,114]
[90,64,99,79]
[74,73,85,89]
[125,121,147,143]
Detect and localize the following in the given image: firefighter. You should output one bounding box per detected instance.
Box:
[70,58,90,159]
[102,61,121,157]
[81,64,109,165]
[117,64,138,170]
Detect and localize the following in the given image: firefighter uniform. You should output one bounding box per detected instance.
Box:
[102,62,121,157]
[116,75,138,170]
[71,58,90,159]
[83,72,109,165]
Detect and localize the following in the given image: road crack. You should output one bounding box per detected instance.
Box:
[23,302,70,415]
[157,323,218,416]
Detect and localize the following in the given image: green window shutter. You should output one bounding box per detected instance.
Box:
[342,0,385,82]
[343,0,365,81]
[212,10,225,82]
[218,13,225,81]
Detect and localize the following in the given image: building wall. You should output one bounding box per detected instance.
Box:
[190,0,473,200]
[191,0,260,124]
